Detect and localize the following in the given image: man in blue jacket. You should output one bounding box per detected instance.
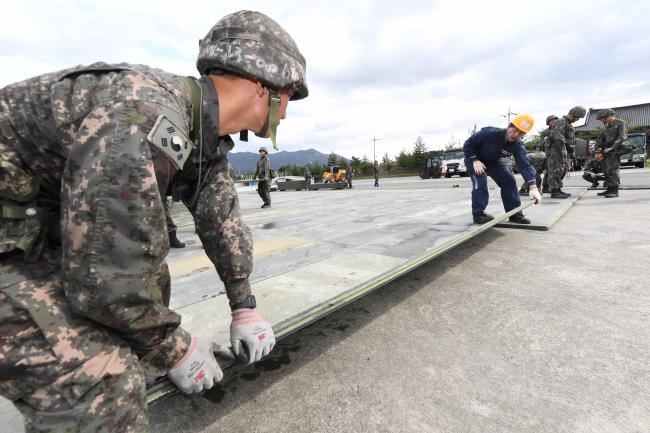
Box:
[463,114,542,225]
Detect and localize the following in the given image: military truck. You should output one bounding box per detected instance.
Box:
[420,155,443,179]
[620,133,646,168]
[573,138,589,170]
[441,148,467,177]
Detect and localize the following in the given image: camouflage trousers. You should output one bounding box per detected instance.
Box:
[582,171,606,184]
[162,197,177,235]
[257,180,271,205]
[604,153,621,187]
[545,147,568,190]
[0,250,149,433]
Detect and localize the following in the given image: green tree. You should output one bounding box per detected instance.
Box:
[412,136,428,169]
[327,151,337,166]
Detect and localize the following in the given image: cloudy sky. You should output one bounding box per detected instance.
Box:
[2,0,650,159]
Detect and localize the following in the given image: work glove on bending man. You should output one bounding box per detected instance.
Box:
[230,308,276,365]
[529,187,542,204]
[473,160,486,176]
[168,337,224,394]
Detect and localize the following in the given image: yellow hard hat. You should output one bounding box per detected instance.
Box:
[511,113,534,133]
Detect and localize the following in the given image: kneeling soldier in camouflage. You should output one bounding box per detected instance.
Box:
[0,10,307,432]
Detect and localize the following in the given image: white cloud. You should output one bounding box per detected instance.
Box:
[2,0,650,159]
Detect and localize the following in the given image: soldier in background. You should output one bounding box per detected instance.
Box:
[539,115,558,193]
[594,108,627,198]
[373,160,380,187]
[163,197,185,248]
[255,146,272,208]
[547,106,586,198]
[344,161,353,189]
[0,10,306,431]
[518,149,545,195]
[303,165,311,190]
[582,149,606,189]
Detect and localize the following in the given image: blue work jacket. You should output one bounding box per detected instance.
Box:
[463,127,536,185]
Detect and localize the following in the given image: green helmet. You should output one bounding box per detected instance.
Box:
[596,108,615,119]
[546,115,558,125]
[197,10,308,101]
[569,106,587,118]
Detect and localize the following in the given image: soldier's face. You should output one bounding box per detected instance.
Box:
[594,153,604,162]
[277,88,293,121]
[549,120,557,128]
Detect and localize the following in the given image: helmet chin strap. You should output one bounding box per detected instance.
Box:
[254,89,281,149]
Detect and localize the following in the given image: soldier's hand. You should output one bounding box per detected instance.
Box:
[230,308,276,365]
[603,147,613,154]
[472,160,486,176]
[168,337,223,394]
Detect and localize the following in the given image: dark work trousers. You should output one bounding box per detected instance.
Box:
[466,158,520,217]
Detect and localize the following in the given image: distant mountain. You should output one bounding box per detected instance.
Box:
[229,148,345,174]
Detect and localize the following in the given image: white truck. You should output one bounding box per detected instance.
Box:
[441,148,468,177]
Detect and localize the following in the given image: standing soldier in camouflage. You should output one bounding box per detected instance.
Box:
[0,10,307,432]
[303,165,311,190]
[547,106,586,198]
[344,161,353,189]
[594,108,626,198]
[254,146,272,208]
[539,115,558,193]
[582,149,607,188]
[373,161,380,187]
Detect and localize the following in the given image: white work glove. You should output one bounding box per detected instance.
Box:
[230,308,276,365]
[168,337,223,394]
[472,160,486,176]
[529,187,542,204]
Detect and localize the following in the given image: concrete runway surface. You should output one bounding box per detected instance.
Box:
[2,167,649,432]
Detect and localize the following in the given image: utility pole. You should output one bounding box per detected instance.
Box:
[501,106,517,124]
[371,136,381,162]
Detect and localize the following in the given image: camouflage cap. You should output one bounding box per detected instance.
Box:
[596,108,615,119]
[545,115,558,125]
[259,146,268,153]
[568,106,587,118]
[197,10,308,100]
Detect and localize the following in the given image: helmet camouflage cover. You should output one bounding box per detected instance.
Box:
[197,10,308,100]
[569,106,587,118]
[596,108,615,119]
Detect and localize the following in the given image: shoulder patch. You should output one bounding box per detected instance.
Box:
[147,115,193,170]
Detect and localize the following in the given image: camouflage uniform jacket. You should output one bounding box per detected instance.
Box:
[583,158,605,174]
[539,127,552,152]
[0,63,253,371]
[549,116,575,156]
[596,118,627,154]
[254,155,271,180]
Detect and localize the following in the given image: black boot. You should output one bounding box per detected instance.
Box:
[473,212,495,225]
[604,186,618,198]
[556,188,571,197]
[551,188,569,199]
[597,187,609,196]
[509,212,531,224]
[261,203,271,209]
[590,181,599,189]
[519,188,529,197]
[169,232,185,248]
[542,186,550,194]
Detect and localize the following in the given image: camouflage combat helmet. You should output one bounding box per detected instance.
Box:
[596,108,615,119]
[259,146,268,153]
[545,115,558,125]
[197,10,308,100]
[568,106,587,118]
